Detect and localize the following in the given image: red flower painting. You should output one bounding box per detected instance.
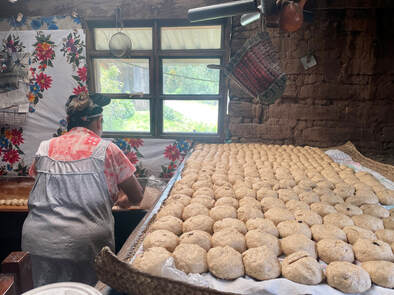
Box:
[126,151,139,165]
[164,144,180,161]
[73,85,88,95]
[127,138,144,149]
[5,129,24,146]
[35,42,55,61]
[77,66,87,82]
[2,149,20,164]
[36,72,52,90]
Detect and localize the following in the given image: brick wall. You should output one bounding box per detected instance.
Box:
[227,6,394,155]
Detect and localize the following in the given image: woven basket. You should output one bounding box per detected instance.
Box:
[323,141,394,182]
[227,32,286,105]
[95,247,237,295]
[0,105,27,127]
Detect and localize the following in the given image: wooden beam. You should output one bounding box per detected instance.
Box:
[0,0,226,19]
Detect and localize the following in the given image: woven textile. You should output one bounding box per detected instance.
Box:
[228,32,286,104]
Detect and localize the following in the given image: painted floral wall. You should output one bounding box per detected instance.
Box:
[0,16,191,178]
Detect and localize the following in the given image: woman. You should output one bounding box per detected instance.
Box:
[22,92,144,286]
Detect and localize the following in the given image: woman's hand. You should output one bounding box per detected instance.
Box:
[114,192,133,209]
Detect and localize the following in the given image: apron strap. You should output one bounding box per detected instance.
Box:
[91,139,111,161]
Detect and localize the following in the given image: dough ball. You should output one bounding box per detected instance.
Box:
[210,205,237,221]
[298,191,320,204]
[151,215,183,235]
[211,228,246,253]
[214,197,238,208]
[278,189,299,202]
[316,180,335,190]
[183,214,214,234]
[333,183,355,199]
[157,202,184,219]
[182,203,209,220]
[277,220,311,239]
[237,205,264,222]
[239,197,261,210]
[375,229,394,244]
[353,239,394,262]
[281,251,323,285]
[132,247,171,276]
[252,181,272,192]
[384,216,394,229]
[361,261,394,288]
[311,224,346,242]
[323,213,354,229]
[174,187,194,197]
[167,194,191,206]
[143,230,179,252]
[326,261,371,293]
[334,203,362,216]
[245,218,279,237]
[256,189,278,201]
[173,244,208,274]
[242,246,280,281]
[310,202,337,217]
[351,214,384,232]
[281,234,317,258]
[245,230,281,256]
[213,218,247,234]
[319,192,344,206]
[293,209,322,226]
[285,200,310,212]
[360,204,389,218]
[376,189,394,205]
[190,196,215,209]
[261,197,286,213]
[214,186,235,200]
[316,239,354,263]
[298,179,317,190]
[207,246,244,280]
[179,230,211,251]
[192,181,212,190]
[346,190,379,206]
[343,225,377,245]
[312,186,330,196]
[193,187,214,198]
[234,187,255,200]
[265,207,295,225]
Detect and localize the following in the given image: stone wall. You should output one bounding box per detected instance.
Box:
[228,5,394,155]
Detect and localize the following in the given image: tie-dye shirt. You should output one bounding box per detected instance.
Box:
[29,127,136,202]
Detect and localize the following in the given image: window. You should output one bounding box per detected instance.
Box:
[87,20,228,139]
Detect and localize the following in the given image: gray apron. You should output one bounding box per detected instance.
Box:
[22,139,115,287]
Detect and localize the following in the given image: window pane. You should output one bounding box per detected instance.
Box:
[162,58,220,95]
[163,100,218,133]
[94,28,152,50]
[94,59,149,94]
[161,25,221,50]
[103,99,150,132]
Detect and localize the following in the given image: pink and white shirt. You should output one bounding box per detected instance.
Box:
[29,127,136,201]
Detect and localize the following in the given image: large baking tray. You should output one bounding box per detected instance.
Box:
[94,150,237,295]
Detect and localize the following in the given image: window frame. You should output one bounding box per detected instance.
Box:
[86,18,230,142]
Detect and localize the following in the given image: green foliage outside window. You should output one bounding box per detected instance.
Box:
[99,63,218,133]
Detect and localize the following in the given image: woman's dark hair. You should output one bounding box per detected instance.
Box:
[65,93,110,131]
[66,115,96,131]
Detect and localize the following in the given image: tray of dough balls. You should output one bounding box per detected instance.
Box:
[130,143,394,295]
[0,176,33,211]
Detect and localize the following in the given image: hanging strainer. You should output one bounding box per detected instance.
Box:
[109,7,132,58]
[109,32,132,57]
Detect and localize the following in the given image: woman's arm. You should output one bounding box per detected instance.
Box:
[116,175,144,208]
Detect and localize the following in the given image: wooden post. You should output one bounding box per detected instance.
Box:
[0,274,16,295]
[1,252,33,294]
